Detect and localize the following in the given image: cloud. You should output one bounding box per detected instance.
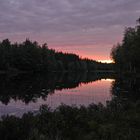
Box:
[0,0,140,60]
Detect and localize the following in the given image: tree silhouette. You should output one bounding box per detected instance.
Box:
[111,18,140,73]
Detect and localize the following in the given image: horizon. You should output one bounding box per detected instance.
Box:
[0,0,140,62]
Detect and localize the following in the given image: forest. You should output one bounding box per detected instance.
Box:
[111,18,140,73]
[0,39,113,73]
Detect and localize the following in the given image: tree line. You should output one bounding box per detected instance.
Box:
[0,39,113,72]
[111,18,140,73]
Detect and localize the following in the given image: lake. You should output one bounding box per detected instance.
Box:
[0,72,139,117]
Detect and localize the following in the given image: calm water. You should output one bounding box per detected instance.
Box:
[0,73,139,116]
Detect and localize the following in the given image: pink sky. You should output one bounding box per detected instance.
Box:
[0,0,140,62]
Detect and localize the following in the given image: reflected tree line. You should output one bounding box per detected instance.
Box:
[0,72,115,105]
[111,76,140,101]
[0,72,140,105]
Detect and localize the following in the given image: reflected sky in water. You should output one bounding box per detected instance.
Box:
[0,78,114,117]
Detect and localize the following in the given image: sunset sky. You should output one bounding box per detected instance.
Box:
[0,0,140,62]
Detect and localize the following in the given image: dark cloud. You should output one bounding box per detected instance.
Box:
[0,0,140,60]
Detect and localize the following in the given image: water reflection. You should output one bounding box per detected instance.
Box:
[46,79,113,107]
[0,73,115,116]
[3,73,140,117]
[111,75,140,101]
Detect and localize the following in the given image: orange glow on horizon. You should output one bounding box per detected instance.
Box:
[53,46,113,63]
[97,60,113,63]
[101,79,115,82]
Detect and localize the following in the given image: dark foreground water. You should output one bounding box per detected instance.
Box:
[0,72,139,116]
